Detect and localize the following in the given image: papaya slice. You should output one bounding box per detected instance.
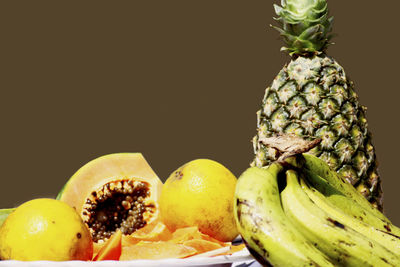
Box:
[123,221,172,245]
[182,239,222,254]
[199,233,228,247]
[120,241,197,260]
[117,224,241,260]
[170,226,203,243]
[170,226,226,246]
[93,230,122,261]
[57,153,163,245]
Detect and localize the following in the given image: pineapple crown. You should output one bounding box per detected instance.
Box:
[272,0,334,56]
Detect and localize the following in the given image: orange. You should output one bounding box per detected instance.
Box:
[159,159,238,242]
[0,198,92,261]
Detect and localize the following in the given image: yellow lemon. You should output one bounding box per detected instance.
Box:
[159,159,238,242]
[0,198,93,261]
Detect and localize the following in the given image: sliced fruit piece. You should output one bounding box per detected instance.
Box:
[123,221,172,245]
[118,225,235,260]
[170,226,203,243]
[170,226,227,246]
[183,239,222,254]
[120,241,197,260]
[199,232,228,247]
[57,153,163,245]
[187,246,231,258]
[93,230,122,261]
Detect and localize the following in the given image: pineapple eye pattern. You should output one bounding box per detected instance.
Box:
[263,92,280,117]
[319,98,339,119]
[334,138,355,164]
[303,83,323,106]
[315,126,337,149]
[277,81,297,104]
[270,108,290,132]
[252,55,381,210]
[287,96,308,119]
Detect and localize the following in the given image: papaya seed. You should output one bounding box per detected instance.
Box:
[82,179,155,243]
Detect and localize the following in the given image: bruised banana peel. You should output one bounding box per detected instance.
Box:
[300,176,400,255]
[302,154,387,221]
[234,163,334,267]
[281,170,400,266]
[302,167,400,237]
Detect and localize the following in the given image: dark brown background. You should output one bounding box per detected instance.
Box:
[1,1,399,224]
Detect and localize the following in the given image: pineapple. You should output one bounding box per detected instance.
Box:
[252,0,383,210]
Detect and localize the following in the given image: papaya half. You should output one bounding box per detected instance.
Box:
[57,153,163,245]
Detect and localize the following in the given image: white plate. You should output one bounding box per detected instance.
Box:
[0,247,254,267]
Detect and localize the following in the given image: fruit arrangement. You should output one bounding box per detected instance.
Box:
[0,154,243,261]
[233,0,399,265]
[235,135,400,266]
[0,0,397,266]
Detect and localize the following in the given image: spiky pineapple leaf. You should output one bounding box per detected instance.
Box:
[273,0,333,56]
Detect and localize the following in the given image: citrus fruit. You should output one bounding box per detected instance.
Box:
[159,159,238,242]
[0,198,93,261]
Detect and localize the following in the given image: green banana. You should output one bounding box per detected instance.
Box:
[234,164,334,267]
[0,208,14,228]
[302,153,389,222]
[303,168,400,237]
[300,176,400,255]
[281,169,400,266]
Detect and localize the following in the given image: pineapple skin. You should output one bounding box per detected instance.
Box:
[251,54,383,210]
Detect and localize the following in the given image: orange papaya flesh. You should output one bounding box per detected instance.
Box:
[182,239,222,254]
[118,223,246,260]
[120,241,197,260]
[123,221,172,245]
[170,226,226,246]
[170,226,203,243]
[57,153,163,244]
[93,230,122,261]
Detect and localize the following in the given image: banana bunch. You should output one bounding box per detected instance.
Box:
[234,153,400,266]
